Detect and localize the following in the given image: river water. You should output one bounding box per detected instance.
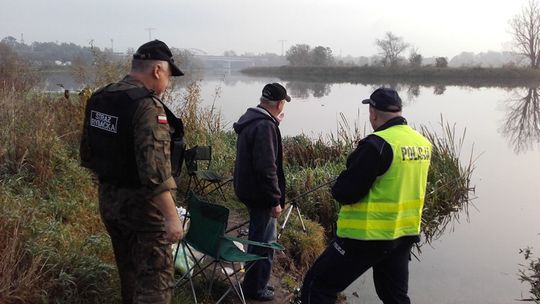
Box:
[195,73,540,304]
[46,71,540,303]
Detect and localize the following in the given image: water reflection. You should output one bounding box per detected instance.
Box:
[501,88,540,153]
[285,82,332,99]
[406,84,420,101]
[433,84,446,95]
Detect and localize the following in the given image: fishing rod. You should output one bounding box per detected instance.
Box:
[225,178,337,235]
[278,178,337,239]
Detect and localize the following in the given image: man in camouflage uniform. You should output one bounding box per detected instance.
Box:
[80,40,184,304]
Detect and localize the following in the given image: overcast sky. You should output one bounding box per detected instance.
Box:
[0,0,526,57]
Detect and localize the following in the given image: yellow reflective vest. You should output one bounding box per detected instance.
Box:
[336,125,432,240]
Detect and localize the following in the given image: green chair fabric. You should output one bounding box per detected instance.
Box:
[176,191,283,304]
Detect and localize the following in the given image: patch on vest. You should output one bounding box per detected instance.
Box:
[90,110,118,133]
[157,114,168,124]
[400,146,430,161]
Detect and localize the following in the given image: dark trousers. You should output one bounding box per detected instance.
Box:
[242,207,277,295]
[300,237,413,304]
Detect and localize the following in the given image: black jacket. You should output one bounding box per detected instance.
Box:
[330,117,407,204]
[233,106,286,208]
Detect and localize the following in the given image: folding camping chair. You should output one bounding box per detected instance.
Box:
[184,146,233,200]
[174,191,284,304]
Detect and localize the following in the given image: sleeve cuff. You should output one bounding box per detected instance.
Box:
[149,176,177,198]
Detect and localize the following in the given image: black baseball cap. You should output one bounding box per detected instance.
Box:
[362,87,402,112]
[133,40,184,76]
[261,83,291,102]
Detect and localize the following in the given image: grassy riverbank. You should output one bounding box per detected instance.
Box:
[242,66,540,88]
[0,50,478,302]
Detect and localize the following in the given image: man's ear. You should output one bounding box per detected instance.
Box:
[278,100,285,111]
[152,64,160,79]
[369,106,377,120]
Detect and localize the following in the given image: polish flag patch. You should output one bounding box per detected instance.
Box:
[157,115,168,124]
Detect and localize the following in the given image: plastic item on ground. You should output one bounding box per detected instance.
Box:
[171,243,195,275]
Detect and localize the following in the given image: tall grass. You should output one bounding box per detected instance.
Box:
[70,46,129,89]
[0,214,45,303]
[277,217,326,275]
[0,83,119,303]
[420,118,477,244]
[163,81,237,203]
[0,42,40,92]
[518,246,540,303]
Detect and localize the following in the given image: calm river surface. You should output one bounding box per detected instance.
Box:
[195,73,540,304]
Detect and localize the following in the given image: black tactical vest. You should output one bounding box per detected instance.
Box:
[84,86,185,187]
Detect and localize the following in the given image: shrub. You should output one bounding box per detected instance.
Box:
[435,57,448,68]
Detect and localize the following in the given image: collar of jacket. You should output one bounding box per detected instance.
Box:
[255,105,279,125]
[375,116,407,132]
[120,75,145,87]
[115,75,157,95]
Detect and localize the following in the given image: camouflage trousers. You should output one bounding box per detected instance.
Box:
[99,185,174,304]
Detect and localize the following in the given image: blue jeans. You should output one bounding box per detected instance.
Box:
[242,207,277,295]
[300,237,413,304]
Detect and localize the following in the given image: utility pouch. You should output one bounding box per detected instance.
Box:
[159,101,186,177]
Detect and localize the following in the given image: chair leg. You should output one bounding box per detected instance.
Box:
[182,243,198,304]
[185,176,193,199]
[173,242,199,303]
[186,245,209,282]
[232,262,247,304]
[217,184,227,200]
[208,262,218,295]
[175,246,210,289]
[216,262,246,304]
[194,179,206,196]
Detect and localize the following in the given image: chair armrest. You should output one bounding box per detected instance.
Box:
[223,236,285,251]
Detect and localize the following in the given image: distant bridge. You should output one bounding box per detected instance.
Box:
[194,55,263,70]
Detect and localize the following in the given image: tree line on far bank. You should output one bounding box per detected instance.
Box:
[284,34,452,69]
[285,0,540,70]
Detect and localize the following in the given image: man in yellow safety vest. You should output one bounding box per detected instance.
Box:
[300,87,432,304]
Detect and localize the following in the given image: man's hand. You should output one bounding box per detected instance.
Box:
[271,205,282,218]
[152,190,183,243]
[164,217,183,243]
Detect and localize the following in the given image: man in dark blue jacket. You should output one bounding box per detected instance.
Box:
[233,83,291,301]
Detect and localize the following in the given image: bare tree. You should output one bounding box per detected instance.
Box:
[375,32,409,67]
[501,88,540,153]
[408,46,423,67]
[509,0,540,68]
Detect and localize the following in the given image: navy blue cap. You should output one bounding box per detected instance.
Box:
[261,83,291,102]
[362,88,402,112]
[133,40,184,76]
